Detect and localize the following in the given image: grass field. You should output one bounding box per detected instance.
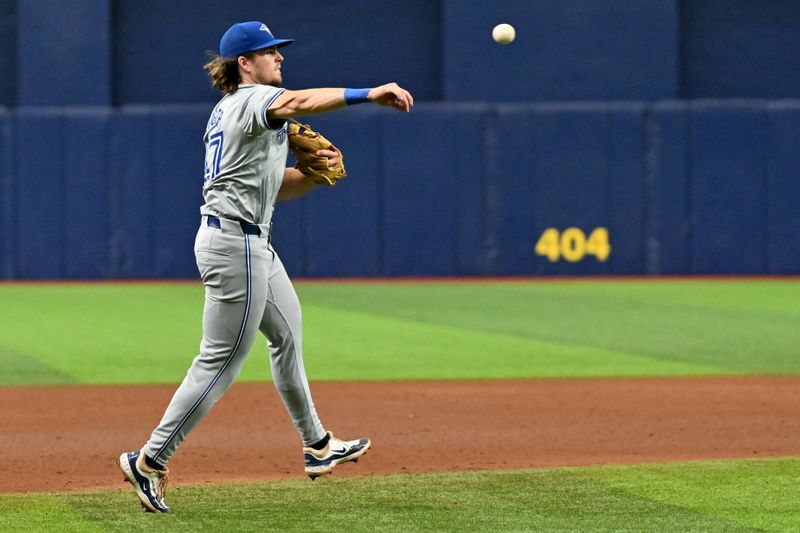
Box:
[1,279,798,531]
[1,459,798,531]
[1,280,798,385]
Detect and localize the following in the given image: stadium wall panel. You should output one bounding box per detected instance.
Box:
[680,0,800,98]
[108,108,155,278]
[14,109,67,278]
[300,109,384,277]
[0,109,12,277]
[62,109,112,278]
[687,102,769,274]
[0,0,16,107]
[270,188,306,278]
[2,102,799,278]
[382,104,487,276]
[765,102,800,274]
[443,0,678,102]
[7,0,800,105]
[17,0,111,106]
[149,108,207,278]
[491,103,646,275]
[111,0,442,105]
[646,102,692,274]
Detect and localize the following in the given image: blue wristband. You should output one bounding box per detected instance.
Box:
[344,88,371,105]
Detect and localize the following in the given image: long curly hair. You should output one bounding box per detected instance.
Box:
[203,52,245,94]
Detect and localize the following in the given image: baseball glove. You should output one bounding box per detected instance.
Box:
[287,120,347,186]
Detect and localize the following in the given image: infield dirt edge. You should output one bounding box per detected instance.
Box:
[2,376,799,493]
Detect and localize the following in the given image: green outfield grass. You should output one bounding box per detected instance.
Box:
[1,458,798,532]
[0,280,798,386]
[2,280,798,531]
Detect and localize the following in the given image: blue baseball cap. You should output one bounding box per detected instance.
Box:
[219,21,294,59]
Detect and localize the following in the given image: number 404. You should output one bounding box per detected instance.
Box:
[535,227,611,262]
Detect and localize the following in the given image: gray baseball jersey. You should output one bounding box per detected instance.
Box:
[201,84,289,225]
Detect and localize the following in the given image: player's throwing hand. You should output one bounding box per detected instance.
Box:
[368,83,414,112]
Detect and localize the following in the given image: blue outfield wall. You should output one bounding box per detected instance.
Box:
[679,0,800,99]
[0,101,798,279]
[491,103,647,275]
[443,0,679,102]
[5,0,800,108]
[766,103,800,274]
[17,0,111,106]
[0,109,12,278]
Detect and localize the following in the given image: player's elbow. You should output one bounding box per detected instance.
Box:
[269,91,301,119]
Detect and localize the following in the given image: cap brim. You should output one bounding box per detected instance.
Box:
[259,38,294,50]
[221,37,295,58]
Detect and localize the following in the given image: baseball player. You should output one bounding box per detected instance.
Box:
[118,20,414,513]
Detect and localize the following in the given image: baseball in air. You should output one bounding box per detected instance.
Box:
[492,23,516,45]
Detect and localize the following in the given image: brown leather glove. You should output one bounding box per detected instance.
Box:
[287,120,347,186]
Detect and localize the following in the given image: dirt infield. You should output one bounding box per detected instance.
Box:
[1,377,799,493]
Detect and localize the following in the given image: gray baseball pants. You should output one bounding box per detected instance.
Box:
[143,215,326,466]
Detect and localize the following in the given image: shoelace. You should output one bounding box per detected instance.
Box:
[153,471,169,501]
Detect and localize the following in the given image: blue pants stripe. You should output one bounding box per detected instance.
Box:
[153,234,253,460]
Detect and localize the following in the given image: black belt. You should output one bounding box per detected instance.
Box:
[207,215,261,236]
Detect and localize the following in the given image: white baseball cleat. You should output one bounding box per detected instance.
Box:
[303,431,371,480]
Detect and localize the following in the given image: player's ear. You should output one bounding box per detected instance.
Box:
[237,54,251,73]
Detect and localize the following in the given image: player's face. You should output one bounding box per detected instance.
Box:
[247,47,284,86]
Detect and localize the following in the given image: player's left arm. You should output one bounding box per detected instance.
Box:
[276,148,340,201]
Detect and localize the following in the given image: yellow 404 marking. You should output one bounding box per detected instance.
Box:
[535,227,611,262]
